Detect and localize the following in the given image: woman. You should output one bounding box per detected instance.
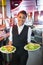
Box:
[8,10,32,65]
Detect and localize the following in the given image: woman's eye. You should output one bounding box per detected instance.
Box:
[19,16,26,19]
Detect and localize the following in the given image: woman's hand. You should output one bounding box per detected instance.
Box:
[8,41,12,45]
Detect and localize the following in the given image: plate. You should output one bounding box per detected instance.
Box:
[0,45,16,54]
[24,43,41,51]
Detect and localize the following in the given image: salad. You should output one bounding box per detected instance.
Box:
[24,43,41,51]
[0,45,16,53]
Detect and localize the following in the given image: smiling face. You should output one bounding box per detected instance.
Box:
[17,12,27,26]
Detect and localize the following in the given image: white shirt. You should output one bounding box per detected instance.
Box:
[9,24,32,43]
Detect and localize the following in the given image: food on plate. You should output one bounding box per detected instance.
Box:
[24,43,41,51]
[0,45,16,53]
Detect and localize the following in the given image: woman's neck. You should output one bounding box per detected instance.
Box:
[17,22,24,27]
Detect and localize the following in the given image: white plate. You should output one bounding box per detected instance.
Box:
[24,43,41,52]
[0,45,16,54]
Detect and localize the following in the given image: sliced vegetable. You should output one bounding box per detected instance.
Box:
[24,43,41,51]
[0,45,16,53]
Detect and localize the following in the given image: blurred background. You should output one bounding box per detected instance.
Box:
[0,0,43,25]
[0,0,43,65]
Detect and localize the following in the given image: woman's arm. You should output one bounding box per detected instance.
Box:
[8,27,12,45]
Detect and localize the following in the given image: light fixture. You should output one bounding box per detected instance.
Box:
[14,3,19,6]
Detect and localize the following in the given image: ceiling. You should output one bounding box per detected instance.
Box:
[10,0,43,12]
